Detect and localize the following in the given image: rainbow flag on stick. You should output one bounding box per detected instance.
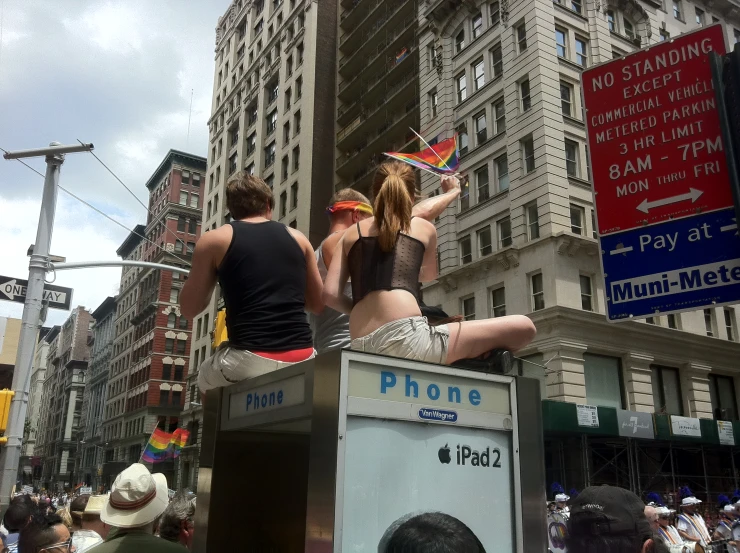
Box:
[384,136,460,175]
[141,428,190,464]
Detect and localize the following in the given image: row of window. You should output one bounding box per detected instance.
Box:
[457,272,553,320]
[164,337,188,355]
[278,183,299,218]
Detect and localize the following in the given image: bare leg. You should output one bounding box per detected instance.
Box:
[445,315,536,365]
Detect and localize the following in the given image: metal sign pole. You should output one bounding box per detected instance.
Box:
[0,142,93,511]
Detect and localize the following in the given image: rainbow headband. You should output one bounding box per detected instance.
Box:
[326,200,373,215]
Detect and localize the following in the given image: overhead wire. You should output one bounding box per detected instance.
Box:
[76,139,194,263]
[0,147,192,266]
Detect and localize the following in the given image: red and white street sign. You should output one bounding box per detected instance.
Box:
[583,24,731,236]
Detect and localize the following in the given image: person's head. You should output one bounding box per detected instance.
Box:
[3,496,34,533]
[100,463,168,532]
[225,172,274,220]
[378,512,485,553]
[69,495,89,531]
[681,499,699,514]
[158,491,196,548]
[644,506,659,532]
[18,513,74,553]
[55,507,72,529]
[567,486,658,553]
[326,188,373,227]
[555,493,570,510]
[81,494,110,538]
[655,507,673,528]
[372,161,417,252]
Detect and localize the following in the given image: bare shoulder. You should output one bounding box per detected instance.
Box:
[411,216,436,234]
[286,225,312,251]
[198,225,232,249]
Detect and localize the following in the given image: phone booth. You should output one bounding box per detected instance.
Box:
[193,350,547,552]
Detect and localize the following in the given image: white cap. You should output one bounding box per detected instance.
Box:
[681,497,702,506]
[555,493,570,502]
[655,506,675,515]
[723,505,736,513]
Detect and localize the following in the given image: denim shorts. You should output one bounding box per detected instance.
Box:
[198,346,316,391]
[350,316,450,365]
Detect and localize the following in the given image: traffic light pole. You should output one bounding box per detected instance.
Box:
[0,142,93,511]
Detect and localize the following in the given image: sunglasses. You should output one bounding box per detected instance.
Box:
[38,538,73,552]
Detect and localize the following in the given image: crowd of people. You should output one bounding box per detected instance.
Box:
[1,464,195,552]
[180,161,536,391]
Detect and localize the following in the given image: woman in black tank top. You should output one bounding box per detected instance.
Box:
[323,160,537,367]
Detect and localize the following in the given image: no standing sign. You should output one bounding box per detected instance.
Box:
[583,25,740,321]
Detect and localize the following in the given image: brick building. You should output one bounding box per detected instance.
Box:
[102,150,206,485]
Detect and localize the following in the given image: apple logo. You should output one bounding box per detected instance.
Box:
[438,444,451,464]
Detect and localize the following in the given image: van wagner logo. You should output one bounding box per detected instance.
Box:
[438,444,502,468]
[418,407,458,423]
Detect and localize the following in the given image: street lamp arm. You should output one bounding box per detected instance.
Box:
[51,261,189,275]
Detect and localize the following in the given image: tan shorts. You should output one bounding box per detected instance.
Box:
[350,317,450,364]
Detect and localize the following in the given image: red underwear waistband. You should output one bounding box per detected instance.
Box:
[251,347,314,362]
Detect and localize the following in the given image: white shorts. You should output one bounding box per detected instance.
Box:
[350,317,450,364]
[198,346,316,392]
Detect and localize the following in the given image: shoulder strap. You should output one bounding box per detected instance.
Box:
[356,222,362,237]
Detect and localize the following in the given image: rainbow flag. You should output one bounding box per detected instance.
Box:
[385,136,459,174]
[141,428,173,463]
[169,428,190,458]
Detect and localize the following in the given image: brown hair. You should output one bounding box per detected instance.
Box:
[372,161,416,252]
[225,172,275,219]
[329,188,370,205]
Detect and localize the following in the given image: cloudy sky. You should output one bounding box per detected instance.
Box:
[0,0,227,326]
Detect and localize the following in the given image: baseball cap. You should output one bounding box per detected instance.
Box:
[568,486,652,539]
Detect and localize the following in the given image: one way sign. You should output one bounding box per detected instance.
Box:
[0,275,73,311]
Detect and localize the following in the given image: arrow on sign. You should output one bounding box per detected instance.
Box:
[0,279,21,301]
[636,188,704,214]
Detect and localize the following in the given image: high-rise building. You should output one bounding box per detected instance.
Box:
[334,0,420,196]
[36,307,93,491]
[78,296,116,490]
[102,151,205,486]
[417,0,740,492]
[181,0,339,489]
[0,317,22,389]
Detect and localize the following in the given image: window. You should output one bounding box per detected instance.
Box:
[555,29,567,57]
[282,156,289,180]
[285,87,292,110]
[584,354,623,409]
[429,88,439,117]
[570,204,585,234]
[520,79,531,111]
[297,42,304,64]
[527,203,540,240]
[498,217,512,248]
[294,110,301,134]
[704,308,715,336]
[474,165,489,203]
[175,241,183,254]
[709,374,738,420]
[167,313,177,328]
[246,162,255,175]
[570,0,582,14]
[580,275,593,311]
[725,308,737,341]
[455,30,465,53]
[490,2,500,26]
[651,366,683,415]
[456,73,467,103]
[491,44,502,78]
[494,99,505,134]
[478,226,492,256]
[179,316,188,330]
[179,191,188,205]
[475,112,487,145]
[531,273,544,310]
[177,217,186,232]
[460,235,472,264]
[246,132,257,156]
[491,287,506,317]
[516,22,527,52]
[522,136,535,172]
[460,177,470,211]
[473,59,485,90]
[645,316,655,324]
[695,6,704,25]
[267,82,279,104]
[462,297,476,321]
[169,288,180,303]
[280,191,287,218]
[248,105,258,127]
[196,318,202,339]
[575,37,587,67]
[189,193,199,208]
[165,339,174,354]
[267,109,278,135]
[296,76,302,98]
[495,154,509,191]
[229,153,238,175]
[667,314,678,329]
[176,339,186,355]
[560,81,573,118]
[660,29,670,41]
[290,183,298,210]
[265,142,276,167]
[292,146,300,171]
[457,124,469,155]
[283,122,291,145]
[607,10,616,32]
[565,140,579,177]
[623,18,635,39]
[473,13,483,38]
[160,390,169,406]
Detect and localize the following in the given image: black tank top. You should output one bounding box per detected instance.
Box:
[217,221,313,351]
[347,222,425,306]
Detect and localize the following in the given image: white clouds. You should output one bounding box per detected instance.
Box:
[62,2,147,54]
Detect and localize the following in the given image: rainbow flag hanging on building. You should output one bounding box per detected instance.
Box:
[385,136,459,174]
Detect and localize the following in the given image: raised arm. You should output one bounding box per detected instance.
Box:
[412,175,461,221]
[418,219,439,283]
[323,235,353,315]
[180,232,220,319]
[288,227,324,314]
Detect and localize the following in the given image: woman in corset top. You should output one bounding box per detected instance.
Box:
[323,160,536,365]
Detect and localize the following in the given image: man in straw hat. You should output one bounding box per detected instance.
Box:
[88,463,186,552]
[676,487,711,549]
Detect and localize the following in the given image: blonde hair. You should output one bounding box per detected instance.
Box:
[372,161,417,252]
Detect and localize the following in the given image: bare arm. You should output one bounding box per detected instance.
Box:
[288,227,324,314]
[677,530,699,542]
[412,175,461,221]
[323,235,353,315]
[180,232,220,319]
[418,220,439,283]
